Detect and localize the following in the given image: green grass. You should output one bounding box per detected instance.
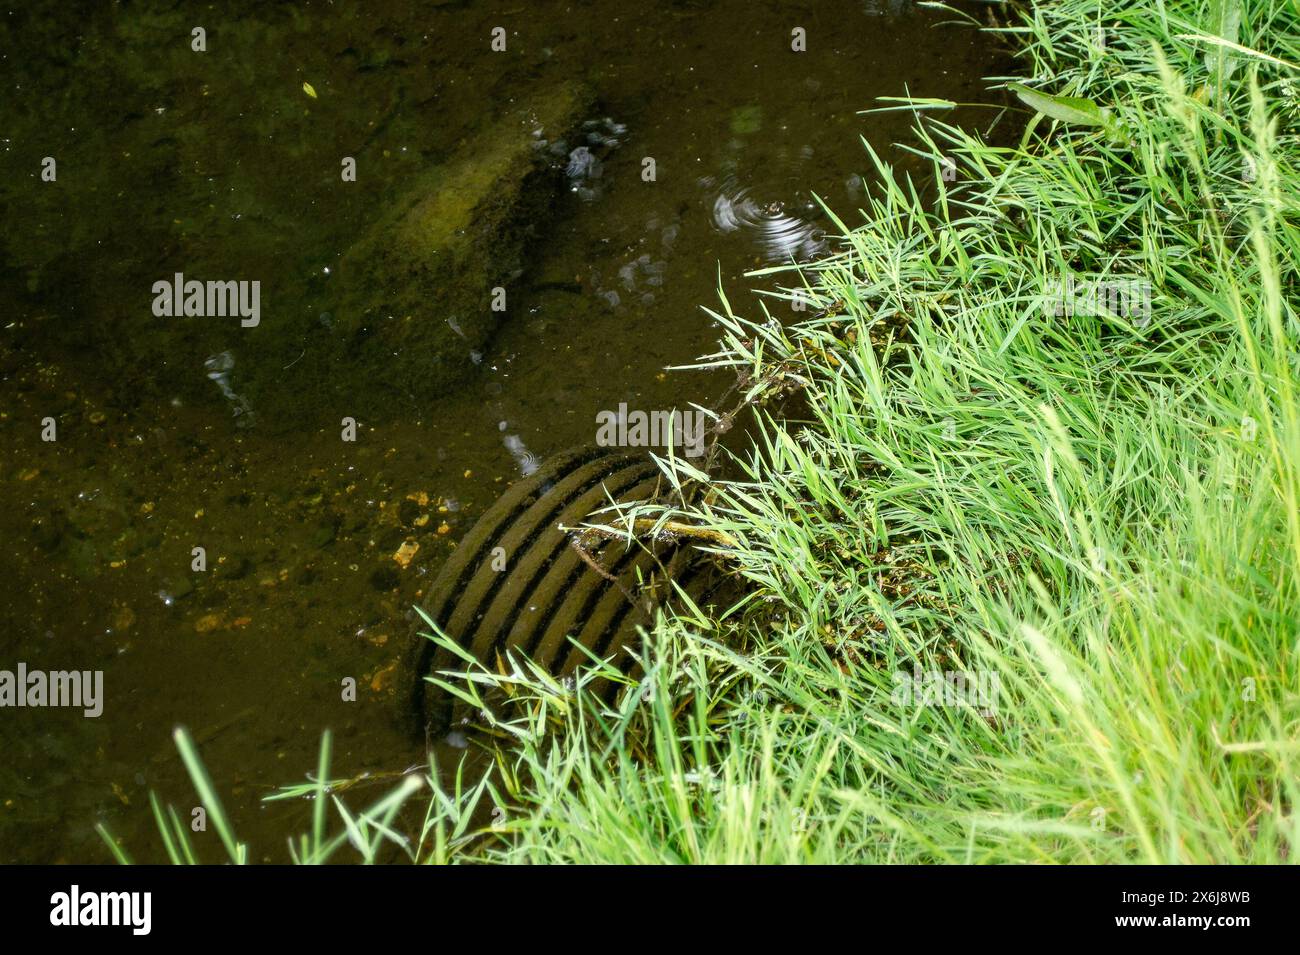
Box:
[110,0,1300,864]
[433,0,1299,864]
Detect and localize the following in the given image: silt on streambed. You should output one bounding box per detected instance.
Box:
[0,0,1005,861]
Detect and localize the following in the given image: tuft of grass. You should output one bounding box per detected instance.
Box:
[99,728,427,865]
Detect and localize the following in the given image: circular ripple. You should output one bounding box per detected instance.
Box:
[705,173,827,262]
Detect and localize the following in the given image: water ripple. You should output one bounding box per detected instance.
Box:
[703,174,827,262]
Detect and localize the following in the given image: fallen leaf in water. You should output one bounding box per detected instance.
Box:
[370,660,398,693]
[195,613,223,633]
[393,539,419,568]
[302,81,318,99]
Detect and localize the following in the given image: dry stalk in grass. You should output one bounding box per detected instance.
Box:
[573,517,738,550]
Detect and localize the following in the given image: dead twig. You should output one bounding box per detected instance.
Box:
[568,535,638,604]
[575,517,737,549]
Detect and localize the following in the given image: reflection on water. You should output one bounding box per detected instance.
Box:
[203,352,256,427]
[706,173,828,262]
[563,118,628,202]
[501,429,542,478]
[0,0,1005,861]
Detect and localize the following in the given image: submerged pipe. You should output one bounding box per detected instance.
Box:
[405,445,714,740]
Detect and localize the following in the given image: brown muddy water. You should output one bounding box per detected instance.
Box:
[0,0,1005,862]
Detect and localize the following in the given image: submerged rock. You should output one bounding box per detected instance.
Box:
[328,82,594,410]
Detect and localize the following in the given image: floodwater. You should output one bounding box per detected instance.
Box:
[0,0,1006,862]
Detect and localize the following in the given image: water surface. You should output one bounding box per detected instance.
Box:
[0,0,1005,861]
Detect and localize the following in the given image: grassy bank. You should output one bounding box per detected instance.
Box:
[433,0,1298,865]
[119,0,1300,864]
